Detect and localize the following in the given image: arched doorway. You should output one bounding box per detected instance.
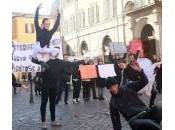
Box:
[66,45,71,56]
[141,24,156,58]
[102,35,112,63]
[80,41,88,56]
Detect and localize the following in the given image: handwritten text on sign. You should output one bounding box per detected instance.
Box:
[12,44,41,72]
[98,64,116,78]
[79,65,98,80]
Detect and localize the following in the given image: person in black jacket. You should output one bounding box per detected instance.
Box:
[55,56,73,105]
[31,50,81,129]
[34,72,42,96]
[33,3,60,60]
[106,61,162,130]
[96,58,106,100]
[12,73,17,94]
[72,59,82,104]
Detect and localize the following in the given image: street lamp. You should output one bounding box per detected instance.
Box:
[28,58,34,104]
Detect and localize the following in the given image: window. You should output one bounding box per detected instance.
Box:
[25,24,34,33]
[88,3,99,26]
[103,0,113,19]
[113,0,117,17]
[134,0,150,8]
[88,7,94,25]
[69,15,75,33]
[31,24,35,33]
[63,20,68,34]
[78,10,85,30]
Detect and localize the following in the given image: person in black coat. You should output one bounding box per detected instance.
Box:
[55,62,72,105]
[106,61,161,130]
[72,59,82,103]
[96,58,106,100]
[12,73,17,94]
[31,50,81,128]
[34,72,42,96]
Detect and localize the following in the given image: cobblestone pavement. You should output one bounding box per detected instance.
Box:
[12,83,162,130]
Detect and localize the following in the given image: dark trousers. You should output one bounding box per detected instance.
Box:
[35,84,41,95]
[129,106,162,130]
[72,80,81,99]
[40,84,57,122]
[98,87,104,99]
[55,80,70,104]
[110,104,161,130]
[89,81,97,98]
[12,84,16,94]
[149,87,158,108]
[82,81,90,100]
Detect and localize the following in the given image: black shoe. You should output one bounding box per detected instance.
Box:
[93,97,98,100]
[64,102,68,105]
[101,97,105,100]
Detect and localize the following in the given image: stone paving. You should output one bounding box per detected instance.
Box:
[12,84,161,130]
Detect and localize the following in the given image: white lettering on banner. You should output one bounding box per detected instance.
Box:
[98,64,116,78]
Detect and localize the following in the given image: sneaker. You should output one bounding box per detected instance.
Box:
[73,99,78,104]
[51,121,62,126]
[76,98,81,103]
[41,122,47,129]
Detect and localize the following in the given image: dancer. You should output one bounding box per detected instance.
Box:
[33,3,60,61]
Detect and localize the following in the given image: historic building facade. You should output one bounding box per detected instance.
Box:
[58,0,161,60]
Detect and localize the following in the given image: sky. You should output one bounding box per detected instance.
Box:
[12,0,56,15]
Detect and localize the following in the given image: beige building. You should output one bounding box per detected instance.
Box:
[57,0,161,61]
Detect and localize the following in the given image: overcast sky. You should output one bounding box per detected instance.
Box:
[12,0,56,15]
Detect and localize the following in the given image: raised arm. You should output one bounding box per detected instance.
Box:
[127,62,148,92]
[34,4,42,33]
[50,9,60,34]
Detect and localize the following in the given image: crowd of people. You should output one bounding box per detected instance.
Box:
[12,3,162,130]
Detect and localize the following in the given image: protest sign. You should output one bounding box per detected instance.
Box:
[128,40,144,57]
[109,42,127,54]
[12,44,41,72]
[79,65,97,80]
[97,64,116,78]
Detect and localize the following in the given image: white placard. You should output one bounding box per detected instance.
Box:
[98,64,116,78]
[109,42,127,54]
[12,44,41,72]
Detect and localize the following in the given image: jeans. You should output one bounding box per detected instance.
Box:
[129,106,162,130]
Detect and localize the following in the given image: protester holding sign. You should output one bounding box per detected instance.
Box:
[33,3,60,61]
[96,58,106,100]
[88,59,98,100]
